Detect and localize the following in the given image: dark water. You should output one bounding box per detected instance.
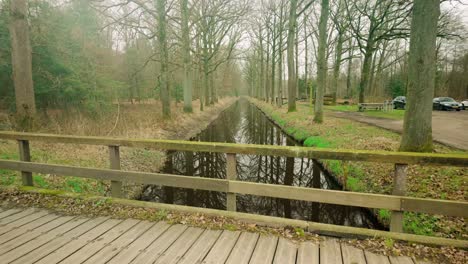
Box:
[140,99,384,229]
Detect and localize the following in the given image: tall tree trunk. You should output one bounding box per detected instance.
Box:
[346,38,353,98]
[332,32,343,103]
[400,0,440,152]
[157,0,170,118]
[10,0,36,119]
[358,44,373,103]
[304,14,308,100]
[259,26,265,100]
[314,0,329,123]
[181,0,192,112]
[286,0,297,112]
[271,17,277,104]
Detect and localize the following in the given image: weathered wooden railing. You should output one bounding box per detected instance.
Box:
[0,131,467,235]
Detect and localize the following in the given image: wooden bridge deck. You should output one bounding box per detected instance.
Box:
[0,207,430,264]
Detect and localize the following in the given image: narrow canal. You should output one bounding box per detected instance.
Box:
[140,98,384,230]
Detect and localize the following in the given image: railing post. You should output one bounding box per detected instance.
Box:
[226,153,237,212]
[109,145,122,198]
[390,163,407,233]
[18,140,33,186]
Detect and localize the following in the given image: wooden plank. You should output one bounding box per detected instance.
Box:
[230,181,401,211]
[0,216,88,263]
[0,160,228,192]
[0,215,75,255]
[0,208,37,226]
[82,220,154,263]
[18,139,33,186]
[0,209,22,220]
[272,237,297,264]
[0,214,60,245]
[107,221,170,264]
[320,239,343,264]
[202,230,241,264]
[1,160,468,219]
[226,153,237,212]
[59,218,139,264]
[341,243,366,264]
[10,216,108,264]
[109,145,122,198]
[0,131,466,166]
[226,232,259,264]
[297,241,319,264]
[154,227,204,264]
[130,224,188,264]
[0,210,49,236]
[389,256,415,264]
[178,229,222,264]
[401,197,468,218]
[364,251,390,264]
[34,218,122,264]
[390,164,407,233]
[248,235,278,264]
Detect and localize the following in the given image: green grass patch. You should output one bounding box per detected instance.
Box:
[364,110,405,120]
[0,169,16,185]
[304,136,332,148]
[33,175,49,188]
[325,105,357,112]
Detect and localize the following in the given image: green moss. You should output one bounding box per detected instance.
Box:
[294,227,305,237]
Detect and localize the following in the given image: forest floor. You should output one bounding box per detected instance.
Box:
[0,97,238,198]
[250,98,467,240]
[326,106,468,150]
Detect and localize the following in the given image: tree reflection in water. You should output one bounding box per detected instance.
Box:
[140,99,384,230]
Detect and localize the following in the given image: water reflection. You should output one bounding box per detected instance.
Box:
[140,99,384,230]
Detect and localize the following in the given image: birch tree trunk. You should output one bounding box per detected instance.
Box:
[286,0,297,112]
[181,0,193,112]
[10,0,36,119]
[314,0,329,123]
[400,0,440,152]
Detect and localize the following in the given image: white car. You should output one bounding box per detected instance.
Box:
[461,99,468,110]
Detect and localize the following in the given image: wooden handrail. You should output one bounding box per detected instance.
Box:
[0,159,467,218]
[0,131,467,166]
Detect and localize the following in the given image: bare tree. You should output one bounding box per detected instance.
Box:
[400,0,440,152]
[314,0,329,123]
[10,0,36,121]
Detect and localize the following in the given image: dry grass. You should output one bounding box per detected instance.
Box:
[0,98,237,198]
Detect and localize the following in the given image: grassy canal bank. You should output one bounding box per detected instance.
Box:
[249,98,467,239]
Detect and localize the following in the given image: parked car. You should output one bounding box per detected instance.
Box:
[461,99,468,110]
[392,96,406,109]
[433,97,462,111]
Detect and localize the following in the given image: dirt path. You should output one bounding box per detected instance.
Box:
[329,110,468,151]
